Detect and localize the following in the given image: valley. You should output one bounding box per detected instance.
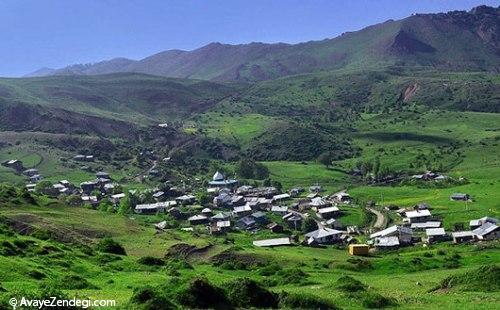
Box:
[0,4,499,310]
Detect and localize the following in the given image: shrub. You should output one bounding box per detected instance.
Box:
[360,291,395,308]
[275,268,311,285]
[28,270,46,280]
[338,258,373,271]
[129,286,176,310]
[225,278,278,308]
[175,278,230,309]
[258,263,282,276]
[335,275,366,292]
[53,274,98,290]
[96,238,126,255]
[439,264,500,292]
[138,256,164,266]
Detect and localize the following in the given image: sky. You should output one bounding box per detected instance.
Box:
[0,0,497,77]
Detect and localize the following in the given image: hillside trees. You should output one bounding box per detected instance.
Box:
[235,159,269,179]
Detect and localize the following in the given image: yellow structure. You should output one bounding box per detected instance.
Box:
[348,244,369,256]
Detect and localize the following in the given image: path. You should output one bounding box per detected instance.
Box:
[366,207,385,229]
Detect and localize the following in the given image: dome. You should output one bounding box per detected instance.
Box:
[213,171,224,181]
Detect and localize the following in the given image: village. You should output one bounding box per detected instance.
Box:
[3,155,498,256]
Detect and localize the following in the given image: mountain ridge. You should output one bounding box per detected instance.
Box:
[26,5,500,81]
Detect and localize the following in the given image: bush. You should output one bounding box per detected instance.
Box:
[258,263,282,276]
[28,270,46,280]
[138,256,164,266]
[279,292,338,309]
[176,278,230,309]
[53,274,98,290]
[225,278,278,308]
[360,291,395,308]
[439,264,500,292]
[129,286,176,310]
[275,268,311,285]
[335,275,366,292]
[338,257,374,271]
[96,238,126,255]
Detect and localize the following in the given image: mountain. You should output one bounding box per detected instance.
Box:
[0,73,241,135]
[27,6,500,81]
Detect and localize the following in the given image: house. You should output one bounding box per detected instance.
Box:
[167,207,183,219]
[370,225,413,245]
[332,192,352,203]
[244,197,272,210]
[404,209,432,223]
[304,227,343,245]
[450,193,470,201]
[23,168,39,177]
[253,237,292,247]
[80,181,98,194]
[2,159,23,171]
[272,193,291,202]
[233,204,252,217]
[211,212,231,222]
[324,218,342,229]
[414,203,430,210]
[473,222,499,240]
[270,206,288,215]
[306,192,320,199]
[236,185,253,195]
[96,171,110,179]
[154,221,168,230]
[283,212,304,230]
[134,201,176,214]
[176,194,196,205]
[236,216,256,230]
[210,220,232,234]
[152,191,165,200]
[373,236,400,249]
[289,187,304,197]
[267,222,284,233]
[25,183,37,192]
[29,174,43,183]
[110,193,126,204]
[309,197,331,208]
[309,185,322,193]
[214,193,244,208]
[452,231,475,243]
[188,214,209,225]
[316,206,340,219]
[213,192,232,207]
[469,216,498,230]
[208,171,238,188]
[425,228,448,243]
[201,208,213,215]
[410,221,441,230]
[81,195,98,205]
[251,211,269,225]
[349,244,369,256]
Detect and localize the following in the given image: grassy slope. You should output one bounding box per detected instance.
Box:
[0,201,498,309]
[0,73,240,124]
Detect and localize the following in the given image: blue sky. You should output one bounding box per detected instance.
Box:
[0,0,497,76]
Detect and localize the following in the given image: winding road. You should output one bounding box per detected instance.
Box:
[366,207,385,229]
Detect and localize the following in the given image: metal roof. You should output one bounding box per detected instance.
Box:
[253,237,292,247]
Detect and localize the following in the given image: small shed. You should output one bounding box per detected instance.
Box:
[348,244,369,256]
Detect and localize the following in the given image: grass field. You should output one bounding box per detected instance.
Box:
[0,201,498,309]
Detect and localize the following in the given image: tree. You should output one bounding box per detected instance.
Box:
[253,163,269,180]
[317,152,333,168]
[302,217,318,233]
[118,196,132,215]
[236,159,255,179]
